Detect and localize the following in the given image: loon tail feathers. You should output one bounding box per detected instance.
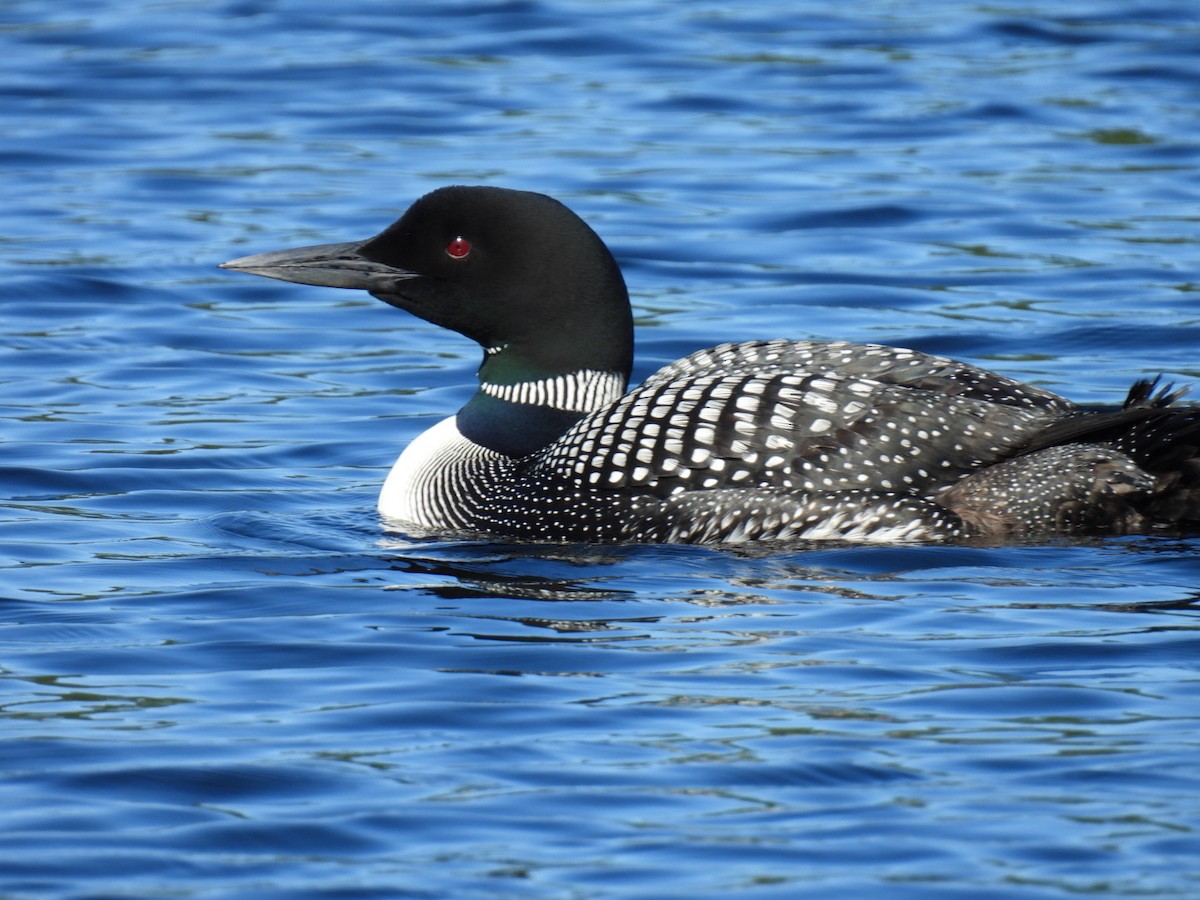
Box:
[1122,375,1189,410]
[1121,379,1200,527]
[942,377,1200,536]
[1016,377,1195,457]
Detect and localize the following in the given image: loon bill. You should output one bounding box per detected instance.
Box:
[222,185,1200,545]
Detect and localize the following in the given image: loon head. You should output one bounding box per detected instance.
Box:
[221,186,635,390]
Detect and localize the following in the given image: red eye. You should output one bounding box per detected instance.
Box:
[446,236,471,259]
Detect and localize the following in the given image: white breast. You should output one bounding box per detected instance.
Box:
[378,415,502,530]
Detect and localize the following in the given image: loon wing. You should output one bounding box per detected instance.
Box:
[527,342,1072,499]
[643,339,1073,413]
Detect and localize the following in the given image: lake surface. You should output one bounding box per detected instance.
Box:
[4,1,1200,897]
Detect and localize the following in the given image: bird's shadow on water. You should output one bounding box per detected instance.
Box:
[204,505,1200,628]
[371,524,1200,619]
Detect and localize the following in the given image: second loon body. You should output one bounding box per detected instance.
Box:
[222,186,1200,544]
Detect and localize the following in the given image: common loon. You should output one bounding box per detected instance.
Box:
[222,185,1200,544]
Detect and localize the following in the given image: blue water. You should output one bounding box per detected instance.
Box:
[4,1,1200,896]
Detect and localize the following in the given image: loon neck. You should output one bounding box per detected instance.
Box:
[457,347,628,457]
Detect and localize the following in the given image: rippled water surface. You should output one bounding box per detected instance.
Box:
[4,1,1200,897]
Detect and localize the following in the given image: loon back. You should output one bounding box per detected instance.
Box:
[222,185,1200,544]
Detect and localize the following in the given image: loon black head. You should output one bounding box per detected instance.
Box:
[222,186,634,456]
[223,186,633,383]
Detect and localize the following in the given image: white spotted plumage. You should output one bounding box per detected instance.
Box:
[375,339,1131,544]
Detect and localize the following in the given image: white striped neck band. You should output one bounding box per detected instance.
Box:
[480,369,625,414]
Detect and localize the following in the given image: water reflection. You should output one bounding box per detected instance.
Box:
[6,0,1200,894]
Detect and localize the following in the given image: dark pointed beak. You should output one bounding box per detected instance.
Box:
[220,241,419,292]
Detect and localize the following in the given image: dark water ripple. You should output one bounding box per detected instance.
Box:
[4,1,1200,897]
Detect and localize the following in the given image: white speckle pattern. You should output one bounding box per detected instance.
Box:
[380,340,1200,545]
